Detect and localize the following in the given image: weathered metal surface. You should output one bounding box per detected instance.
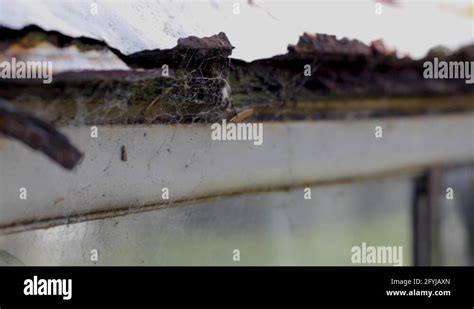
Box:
[0,0,471,61]
[0,176,413,266]
[0,113,473,233]
[1,26,473,128]
[230,37,474,109]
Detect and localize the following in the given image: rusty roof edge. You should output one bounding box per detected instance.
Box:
[1,25,473,72]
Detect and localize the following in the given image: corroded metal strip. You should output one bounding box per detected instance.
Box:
[1,26,473,125]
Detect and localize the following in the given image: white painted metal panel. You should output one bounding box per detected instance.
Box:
[0,113,473,232]
[0,177,413,266]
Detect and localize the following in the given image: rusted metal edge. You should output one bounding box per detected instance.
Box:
[1,25,473,122]
[230,34,474,109]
